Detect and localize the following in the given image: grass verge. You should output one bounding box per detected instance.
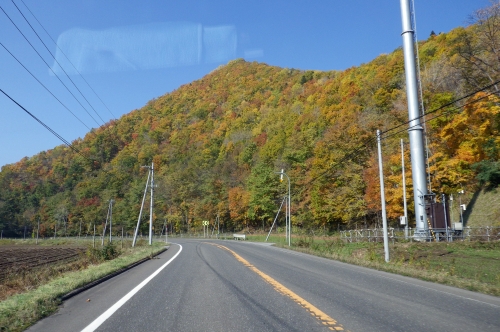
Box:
[247,234,500,296]
[0,240,166,332]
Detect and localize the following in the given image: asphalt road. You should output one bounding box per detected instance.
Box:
[27,239,500,332]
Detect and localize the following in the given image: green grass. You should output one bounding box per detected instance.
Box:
[0,240,166,332]
[246,234,289,245]
[467,187,500,227]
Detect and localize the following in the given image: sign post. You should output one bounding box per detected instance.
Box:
[203,220,209,238]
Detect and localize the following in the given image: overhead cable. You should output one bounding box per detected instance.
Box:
[380,79,500,138]
[10,0,107,124]
[381,90,497,142]
[0,88,87,159]
[0,5,102,127]
[298,81,500,191]
[17,0,116,119]
[0,42,92,131]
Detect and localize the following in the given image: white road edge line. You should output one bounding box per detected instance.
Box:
[81,244,183,332]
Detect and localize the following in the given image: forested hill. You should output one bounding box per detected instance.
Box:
[1,3,499,237]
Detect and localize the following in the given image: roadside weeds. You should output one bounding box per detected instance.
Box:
[0,241,166,332]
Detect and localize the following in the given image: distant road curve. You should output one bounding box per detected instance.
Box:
[28,239,500,332]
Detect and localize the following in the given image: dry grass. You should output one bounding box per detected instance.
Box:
[467,187,500,227]
[0,239,165,332]
[0,258,90,302]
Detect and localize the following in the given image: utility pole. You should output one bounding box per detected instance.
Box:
[401,139,409,239]
[149,162,154,245]
[165,218,168,243]
[400,0,429,239]
[102,201,111,246]
[458,189,465,226]
[276,169,291,246]
[377,130,390,262]
[109,199,114,243]
[132,168,151,247]
[217,212,220,238]
[36,217,40,244]
[133,162,155,246]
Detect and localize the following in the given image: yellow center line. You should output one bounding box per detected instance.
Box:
[210,243,345,331]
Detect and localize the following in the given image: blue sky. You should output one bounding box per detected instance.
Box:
[0,0,490,167]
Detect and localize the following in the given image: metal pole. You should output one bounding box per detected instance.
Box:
[377,130,390,262]
[442,194,449,241]
[450,194,455,223]
[400,0,428,239]
[277,170,292,246]
[93,223,96,248]
[288,175,291,247]
[79,219,82,239]
[283,172,291,246]
[109,200,114,243]
[102,202,111,246]
[459,190,464,226]
[149,162,154,246]
[36,217,40,244]
[401,139,408,240]
[132,169,151,247]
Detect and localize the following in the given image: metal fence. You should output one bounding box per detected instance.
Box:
[340,226,500,243]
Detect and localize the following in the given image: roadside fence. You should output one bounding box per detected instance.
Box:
[340,226,500,243]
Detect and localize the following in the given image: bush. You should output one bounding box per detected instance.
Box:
[86,242,120,263]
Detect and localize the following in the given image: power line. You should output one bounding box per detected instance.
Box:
[381,89,497,142]
[0,5,102,127]
[0,42,92,131]
[10,0,107,124]
[298,81,500,192]
[17,0,116,119]
[381,79,500,138]
[0,88,87,159]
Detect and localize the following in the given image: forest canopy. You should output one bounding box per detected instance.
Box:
[1,2,499,237]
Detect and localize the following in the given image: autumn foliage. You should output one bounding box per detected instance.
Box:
[1,3,499,236]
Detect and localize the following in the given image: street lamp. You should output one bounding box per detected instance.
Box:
[276,169,291,246]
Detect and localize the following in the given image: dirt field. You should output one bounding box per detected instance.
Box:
[0,246,85,281]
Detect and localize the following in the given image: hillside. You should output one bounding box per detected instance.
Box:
[0,3,499,237]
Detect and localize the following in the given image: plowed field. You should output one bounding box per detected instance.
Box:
[0,246,85,280]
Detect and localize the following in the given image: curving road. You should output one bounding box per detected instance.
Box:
[27,239,500,332]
